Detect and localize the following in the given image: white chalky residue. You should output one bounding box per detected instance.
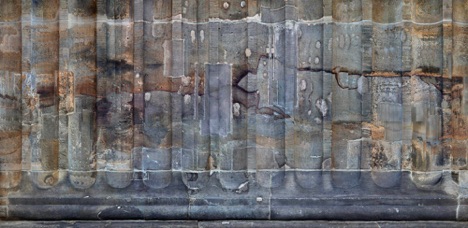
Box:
[315,57,320,64]
[339,35,345,48]
[316,99,328,117]
[327,93,332,103]
[145,92,151,101]
[200,30,205,43]
[357,76,363,95]
[191,30,196,43]
[233,103,241,117]
[236,181,248,193]
[316,41,321,49]
[314,117,322,124]
[181,76,191,86]
[345,34,351,49]
[299,79,307,91]
[172,14,182,20]
[184,94,191,104]
[223,2,230,9]
[245,48,251,57]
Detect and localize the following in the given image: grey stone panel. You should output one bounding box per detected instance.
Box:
[372,0,403,23]
[255,116,285,188]
[142,91,173,189]
[411,24,443,75]
[332,0,362,23]
[332,24,362,74]
[202,64,232,137]
[296,0,323,21]
[331,73,362,188]
[372,24,403,73]
[297,24,323,71]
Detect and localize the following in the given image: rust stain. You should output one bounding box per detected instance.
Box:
[363,122,385,140]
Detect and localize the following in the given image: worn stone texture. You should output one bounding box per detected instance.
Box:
[2,220,468,228]
[0,0,467,221]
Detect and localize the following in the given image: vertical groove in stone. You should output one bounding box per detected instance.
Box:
[321,0,333,191]
[182,0,210,191]
[180,0,192,190]
[217,2,249,191]
[57,0,68,172]
[244,0,256,187]
[0,0,22,189]
[255,0,286,189]
[451,0,468,192]
[331,0,363,189]
[20,0,32,176]
[27,0,60,189]
[132,0,144,186]
[293,0,326,189]
[96,0,134,189]
[410,0,444,188]
[283,0,295,189]
[141,0,172,189]
[141,0,179,190]
[204,0,219,189]
[441,0,454,194]
[245,2,258,180]
[66,0,97,190]
[181,0,197,189]
[369,0,403,188]
[401,0,413,172]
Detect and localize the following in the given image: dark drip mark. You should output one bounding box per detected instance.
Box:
[0,94,18,101]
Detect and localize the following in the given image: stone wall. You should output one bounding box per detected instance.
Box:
[0,0,467,220]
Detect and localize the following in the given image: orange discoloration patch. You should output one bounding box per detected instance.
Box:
[58,71,74,113]
[363,122,385,140]
[75,76,97,97]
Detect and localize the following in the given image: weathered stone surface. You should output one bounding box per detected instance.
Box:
[3,220,468,228]
[0,0,467,221]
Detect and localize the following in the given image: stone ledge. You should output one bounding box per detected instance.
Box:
[1,220,468,228]
[0,170,463,220]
